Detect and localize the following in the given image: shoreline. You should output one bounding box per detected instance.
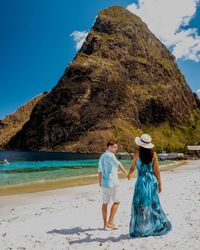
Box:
[0,160,186,196]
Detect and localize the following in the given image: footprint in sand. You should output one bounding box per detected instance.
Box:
[2,232,7,237]
[35,212,42,216]
[88,198,95,201]
[34,240,42,244]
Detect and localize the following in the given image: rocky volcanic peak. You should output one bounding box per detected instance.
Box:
[0,93,46,148]
[6,6,198,152]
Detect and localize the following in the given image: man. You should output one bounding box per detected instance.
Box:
[98,140,128,230]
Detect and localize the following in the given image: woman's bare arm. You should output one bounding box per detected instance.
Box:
[153,152,162,192]
[127,151,139,180]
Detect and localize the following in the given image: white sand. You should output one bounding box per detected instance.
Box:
[0,160,200,250]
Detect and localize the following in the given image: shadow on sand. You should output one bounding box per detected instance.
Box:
[47,227,130,244]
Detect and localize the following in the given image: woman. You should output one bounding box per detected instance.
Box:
[128,134,172,238]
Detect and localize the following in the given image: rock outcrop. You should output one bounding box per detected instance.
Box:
[0,93,46,148]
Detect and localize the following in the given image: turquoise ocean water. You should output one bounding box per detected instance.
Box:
[0,151,174,186]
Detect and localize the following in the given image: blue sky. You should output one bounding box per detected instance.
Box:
[0,0,200,119]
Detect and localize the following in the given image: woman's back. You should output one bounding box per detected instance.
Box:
[130,148,172,238]
[134,155,158,207]
[129,134,172,238]
[136,156,154,175]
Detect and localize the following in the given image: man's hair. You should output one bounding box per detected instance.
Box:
[107,140,117,147]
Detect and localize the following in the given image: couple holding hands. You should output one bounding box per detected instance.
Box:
[98,134,172,238]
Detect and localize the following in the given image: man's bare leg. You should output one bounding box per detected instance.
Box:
[102,203,108,229]
[107,202,120,229]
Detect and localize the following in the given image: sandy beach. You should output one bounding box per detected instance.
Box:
[0,160,200,250]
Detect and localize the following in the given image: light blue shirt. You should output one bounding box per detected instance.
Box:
[98,150,120,188]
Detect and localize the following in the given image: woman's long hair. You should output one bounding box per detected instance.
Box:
[139,146,154,165]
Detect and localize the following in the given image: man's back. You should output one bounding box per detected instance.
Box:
[98,150,120,188]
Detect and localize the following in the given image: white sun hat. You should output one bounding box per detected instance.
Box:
[135,134,154,149]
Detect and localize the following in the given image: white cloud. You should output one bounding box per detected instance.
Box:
[127,0,200,62]
[196,89,200,97]
[70,31,88,50]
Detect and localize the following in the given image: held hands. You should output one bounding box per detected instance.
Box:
[123,170,130,180]
[127,173,131,180]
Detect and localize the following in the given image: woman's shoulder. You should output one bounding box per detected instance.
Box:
[135,149,139,155]
[134,150,139,156]
[133,150,139,160]
[152,151,158,160]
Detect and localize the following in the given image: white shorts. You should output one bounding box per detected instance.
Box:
[102,186,120,204]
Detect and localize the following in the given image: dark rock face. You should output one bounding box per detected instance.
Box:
[7,6,198,151]
[139,99,172,124]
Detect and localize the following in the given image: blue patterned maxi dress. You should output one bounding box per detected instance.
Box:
[129,157,172,238]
